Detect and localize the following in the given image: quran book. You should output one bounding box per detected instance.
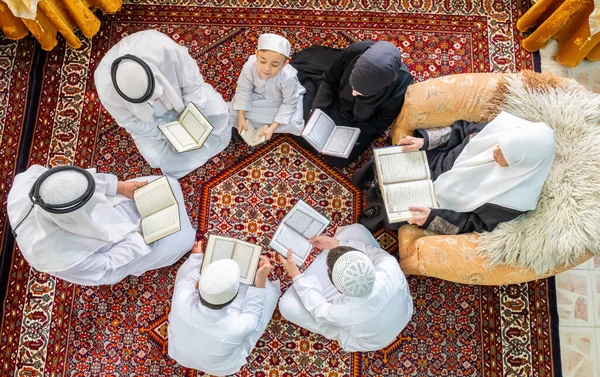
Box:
[373,146,438,223]
[301,109,360,159]
[202,235,262,285]
[133,176,181,244]
[269,200,331,267]
[240,120,267,147]
[158,103,214,153]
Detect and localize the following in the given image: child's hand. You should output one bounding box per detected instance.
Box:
[262,122,279,141]
[237,117,248,133]
[397,136,424,151]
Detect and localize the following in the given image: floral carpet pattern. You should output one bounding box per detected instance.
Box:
[0,1,559,376]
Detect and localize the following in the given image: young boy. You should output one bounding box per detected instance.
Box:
[230,33,306,140]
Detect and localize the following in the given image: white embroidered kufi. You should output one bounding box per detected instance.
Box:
[332,251,375,297]
[200,259,240,305]
[39,170,89,205]
[114,59,152,100]
[257,33,291,58]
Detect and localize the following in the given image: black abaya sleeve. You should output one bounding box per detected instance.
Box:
[414,120,488,151]
[421,204,524,235]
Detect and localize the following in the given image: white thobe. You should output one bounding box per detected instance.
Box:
[94,30,231,179]
[168,253,280,376]
[229,55,306,135]
[50,175,195,286]
[278,224,414,352]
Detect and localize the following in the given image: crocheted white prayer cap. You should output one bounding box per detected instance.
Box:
[114,59,151,100]
[200,259,241,305]
[332,251,375,297]
[39,170,90,205]
[257,33,291,58]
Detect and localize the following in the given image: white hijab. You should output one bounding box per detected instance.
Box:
[7,165,139,272]
[434,111,555,212]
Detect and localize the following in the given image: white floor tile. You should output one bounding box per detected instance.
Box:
[556,270,595,327]
[559,327,598,377]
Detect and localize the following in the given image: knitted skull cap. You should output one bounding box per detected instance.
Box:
[331,250,375,297]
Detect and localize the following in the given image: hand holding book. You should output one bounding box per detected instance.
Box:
[278,249,301,279]
[255,255,274,288]
[407,206,431,226]
[396,136,424,151]
[118,180,148,199]
[308,235,340,250]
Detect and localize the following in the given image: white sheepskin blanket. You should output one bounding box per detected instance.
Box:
[477,71,600,274]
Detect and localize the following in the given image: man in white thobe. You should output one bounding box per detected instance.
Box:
[94,30,231,179]
[7,165,195,286]
[168,244,280,375]
[278,223,413,352]
[231,33,305,139]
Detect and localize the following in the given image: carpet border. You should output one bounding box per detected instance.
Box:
[0,44,46,321]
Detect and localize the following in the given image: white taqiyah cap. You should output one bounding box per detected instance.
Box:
[332,251,375,297]
[39,170,90,205]
[257,33,291,58]
[114,59,151,100]
[199,259,241,306]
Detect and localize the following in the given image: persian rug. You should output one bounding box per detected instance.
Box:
[0,1,561,377]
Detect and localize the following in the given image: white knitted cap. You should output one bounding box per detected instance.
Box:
[38,170,90,205]
[257,33,291,58]
[200,259,240,306]
[331,251,375,297]
[114,59,151,100]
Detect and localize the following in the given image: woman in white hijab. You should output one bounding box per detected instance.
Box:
[94,30,231,179]
[355,111,556,234]
[7,165,196,286]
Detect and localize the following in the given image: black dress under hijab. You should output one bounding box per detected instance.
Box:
[353,120,525,234]
[290,40,414,168]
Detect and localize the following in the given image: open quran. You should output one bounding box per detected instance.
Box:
[301,109,360,158]
[158,103,213,153]
[133,176,181,244]
[202,235,262,285]
[373,146,438,223]
[240,120,267,147]
[269,200,330,267]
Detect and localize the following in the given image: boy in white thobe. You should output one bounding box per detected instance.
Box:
[168,244,280,375]
[7,165,195,286]
[231,33,306,140]
[94,30,231,179]
[278,224,413,352]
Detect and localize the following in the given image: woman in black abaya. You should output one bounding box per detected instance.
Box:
[290,40,414,168]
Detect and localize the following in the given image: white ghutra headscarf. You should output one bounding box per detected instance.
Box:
[7,165,139,272]
[434,111,556,213]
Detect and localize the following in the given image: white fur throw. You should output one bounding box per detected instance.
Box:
[477,71,600,274]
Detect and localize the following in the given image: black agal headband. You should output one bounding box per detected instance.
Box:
[110,54,155,103]
[11,166,95,238]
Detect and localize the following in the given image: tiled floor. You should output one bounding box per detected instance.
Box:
[555,256,600,377]
[538,41,600,377]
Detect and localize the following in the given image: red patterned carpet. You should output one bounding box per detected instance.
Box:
[0,1,560,376]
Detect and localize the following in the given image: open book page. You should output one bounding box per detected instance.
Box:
[203,235,261,285]
[374,147,430,185]
[286,208,328,238]
[303,257,341,301]
[240,120,266,147]
[158,122,199,153]
[383,180,437,223]
[301,109,336,152]
[232,242,260,284]
[322,126,360,158]
[271,224,312,266]
[134,176,178,217]
[179,103,213,146]
[141,204,180,244]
